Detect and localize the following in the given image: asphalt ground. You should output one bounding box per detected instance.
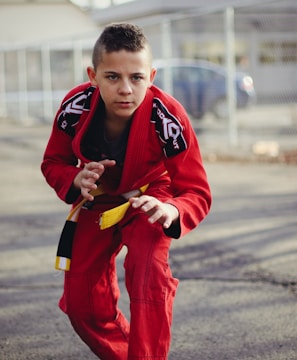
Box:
[0,107,296,359]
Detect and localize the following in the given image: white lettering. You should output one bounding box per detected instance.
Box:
[157,108,181,146]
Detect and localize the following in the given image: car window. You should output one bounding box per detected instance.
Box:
[154,64,224,86]
[201,67,223,81]
[173,66,223,82]
[172,66,201,83]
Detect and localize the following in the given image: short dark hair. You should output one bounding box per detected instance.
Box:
[92,23,151,69]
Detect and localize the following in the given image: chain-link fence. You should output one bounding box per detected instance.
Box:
[0,0,296,157]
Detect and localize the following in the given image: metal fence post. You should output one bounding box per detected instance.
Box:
[224,6,238,147]
[41,44,54,121]
[17,48,29,122]
[161,19,173,95]
[0,51,7,118]
[74,39,83,85]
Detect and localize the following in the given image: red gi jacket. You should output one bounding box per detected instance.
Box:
[41,82,211,238]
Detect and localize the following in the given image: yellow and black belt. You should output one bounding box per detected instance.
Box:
[55,184,148,271]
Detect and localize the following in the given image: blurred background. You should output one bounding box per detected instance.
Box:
[0,4,296,358]
[0,0,296,153]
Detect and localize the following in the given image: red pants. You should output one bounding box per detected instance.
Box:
[59,202,179,360]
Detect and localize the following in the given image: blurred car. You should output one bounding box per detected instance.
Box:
[153,59,256,119]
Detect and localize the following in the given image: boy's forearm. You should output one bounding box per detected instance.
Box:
[41,161,82,204]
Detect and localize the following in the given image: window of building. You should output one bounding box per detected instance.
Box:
[259,40,297,64]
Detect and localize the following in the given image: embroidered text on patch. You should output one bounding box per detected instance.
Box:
[57,87,95,136]
[151,98,187,157]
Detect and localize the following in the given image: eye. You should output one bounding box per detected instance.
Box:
[107,74,118,81]
[131,75,143,82]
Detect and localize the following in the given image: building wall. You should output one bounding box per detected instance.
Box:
[0,0,296,121]
[0,1,98,46]
[138,7,297,102]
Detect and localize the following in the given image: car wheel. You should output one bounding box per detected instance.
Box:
[212,97,228,119]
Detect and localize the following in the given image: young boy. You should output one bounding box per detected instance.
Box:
[41,23,211,360]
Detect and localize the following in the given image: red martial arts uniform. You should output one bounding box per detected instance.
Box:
[41,82,211,360]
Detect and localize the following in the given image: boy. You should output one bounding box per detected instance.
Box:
[41,23,211,360]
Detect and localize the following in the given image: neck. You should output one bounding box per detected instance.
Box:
[104,115,132,141]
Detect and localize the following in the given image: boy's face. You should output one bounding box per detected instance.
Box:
[87,48,156,122]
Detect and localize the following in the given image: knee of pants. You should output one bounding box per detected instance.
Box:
[122,217,178,302]
[125,254,178,304]
[62,271,120,324]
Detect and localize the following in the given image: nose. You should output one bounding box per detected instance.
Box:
[118,79,132,95]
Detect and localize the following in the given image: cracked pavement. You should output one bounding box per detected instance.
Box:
[0,119,297,359]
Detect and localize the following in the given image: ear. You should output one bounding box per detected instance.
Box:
[87,66,98,86]
[149,67,157,86]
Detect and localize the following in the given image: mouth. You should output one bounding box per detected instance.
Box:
[116,101,133,108]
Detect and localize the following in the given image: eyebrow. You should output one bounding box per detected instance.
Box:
[103,71,145,76]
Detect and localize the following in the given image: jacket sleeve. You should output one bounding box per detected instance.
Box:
[151,93,211,238]
[40,86,91,204]
[164,125,211,238]
[41,116,82,204]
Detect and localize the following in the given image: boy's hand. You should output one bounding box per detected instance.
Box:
[73,160,116,201]
[129,195,179,229]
